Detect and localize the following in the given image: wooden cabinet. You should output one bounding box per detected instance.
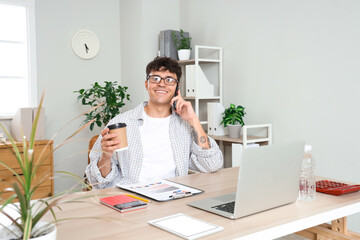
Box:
[0,140,53,200]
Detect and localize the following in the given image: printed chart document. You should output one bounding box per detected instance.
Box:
[148,213,223,240]
[117,178,203,201]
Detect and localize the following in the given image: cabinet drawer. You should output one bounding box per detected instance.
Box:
[0,144,52,171]
[1,185,52,201]
[0,165,52,190]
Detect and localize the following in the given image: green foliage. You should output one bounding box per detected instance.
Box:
[74,81,130,131]
[220,104,246,127]
[0,91,96,239]
[172,29,192,50]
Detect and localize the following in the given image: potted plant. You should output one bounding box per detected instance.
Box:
[0,92,98,240]
[74,81,130,153]
[220,104,246,138]
[172,29,192,60]
[74,81,130,131]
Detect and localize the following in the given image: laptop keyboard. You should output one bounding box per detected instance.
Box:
[211,201,235,213]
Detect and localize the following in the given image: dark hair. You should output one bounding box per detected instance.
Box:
[146,56,182,81]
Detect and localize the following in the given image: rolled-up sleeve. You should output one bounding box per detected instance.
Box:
[189,137,223,172]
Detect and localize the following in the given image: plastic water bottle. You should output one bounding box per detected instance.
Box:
[298,144,316,201]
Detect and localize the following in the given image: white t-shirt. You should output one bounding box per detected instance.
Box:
[138,110,176,182]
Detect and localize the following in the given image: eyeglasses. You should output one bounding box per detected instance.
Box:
[147,75,178,86]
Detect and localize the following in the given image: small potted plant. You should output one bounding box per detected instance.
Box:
[172,29,192,60]
[74,81,130,152]
[220,104,246,138]
[0,92,97,240]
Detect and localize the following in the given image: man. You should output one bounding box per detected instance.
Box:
[86,57,223,189]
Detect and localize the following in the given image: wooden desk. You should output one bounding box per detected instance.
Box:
[44,167,360,240]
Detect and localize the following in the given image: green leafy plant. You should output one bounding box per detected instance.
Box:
[220,104,246,127]
[74,81,130,131]
[0,92,99,240]
[172,29,192,50]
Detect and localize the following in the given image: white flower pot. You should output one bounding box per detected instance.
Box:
[0,222,57,240]
[178,49,191,60]
[227,124,242,138]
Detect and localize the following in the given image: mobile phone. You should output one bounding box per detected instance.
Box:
[114,200,147,212]
[172,84,179,110]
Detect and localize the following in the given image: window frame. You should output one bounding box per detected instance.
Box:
[0,0,37,119]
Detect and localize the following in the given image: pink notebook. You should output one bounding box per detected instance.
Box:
[100,195,147,212]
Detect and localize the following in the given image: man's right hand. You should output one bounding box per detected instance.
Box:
[98,128,121,177]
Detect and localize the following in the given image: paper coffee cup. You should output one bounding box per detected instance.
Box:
[108,123,128,152]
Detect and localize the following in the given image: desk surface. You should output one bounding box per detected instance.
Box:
[46,167,360,240]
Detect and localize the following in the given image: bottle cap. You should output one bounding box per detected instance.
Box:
[304,144,312,153]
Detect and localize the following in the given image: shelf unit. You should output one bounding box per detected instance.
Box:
[178,45,223,128]
[209,124,272,168]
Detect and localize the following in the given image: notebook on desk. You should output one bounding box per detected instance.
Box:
[188,140,305,219]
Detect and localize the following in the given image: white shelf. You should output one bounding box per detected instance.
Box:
[198,58,220,63]
[179,45,223,131]
[183,96,221,100]
[178,58,220,65]
[246,138,271,144]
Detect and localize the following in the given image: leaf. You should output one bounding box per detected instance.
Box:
[23,211,32,240]
[12,183,27,222]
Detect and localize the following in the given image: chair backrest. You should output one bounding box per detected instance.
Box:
[88,135,99,164]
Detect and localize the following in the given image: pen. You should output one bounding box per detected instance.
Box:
[124,193,152,203]
[169,192,192,199]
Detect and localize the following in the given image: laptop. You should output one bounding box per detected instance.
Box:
[187,140,305,219]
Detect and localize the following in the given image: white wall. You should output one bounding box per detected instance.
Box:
[34,0,180,192]
[35,0,121,192]
[120,0,180,109]
[179,0,360,232]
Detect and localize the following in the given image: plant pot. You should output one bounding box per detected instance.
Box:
[0,222,57,240]
[227,124,242,138]
[178,49,191,60]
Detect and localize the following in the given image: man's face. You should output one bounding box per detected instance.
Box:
[145,70,178,106]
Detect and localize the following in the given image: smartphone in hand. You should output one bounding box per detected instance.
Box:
[172,84,179,110]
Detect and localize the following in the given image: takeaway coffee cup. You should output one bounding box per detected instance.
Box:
[108,123,128,152]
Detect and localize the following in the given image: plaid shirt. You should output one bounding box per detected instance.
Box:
[85,102,223,189]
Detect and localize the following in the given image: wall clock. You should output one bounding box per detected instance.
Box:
[72,30,100,59]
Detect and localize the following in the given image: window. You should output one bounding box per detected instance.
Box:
[0,0,36,118]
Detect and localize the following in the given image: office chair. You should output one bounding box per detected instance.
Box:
[83,135,98,191]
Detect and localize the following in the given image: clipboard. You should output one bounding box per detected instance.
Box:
[116,178,203,202]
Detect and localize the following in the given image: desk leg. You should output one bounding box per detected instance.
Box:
[332,217,347,234]
[296,217,360,240]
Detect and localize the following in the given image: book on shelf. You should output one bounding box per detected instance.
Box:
[207,102,225,136]
[185,65,214,98]
[159,30,190,60]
